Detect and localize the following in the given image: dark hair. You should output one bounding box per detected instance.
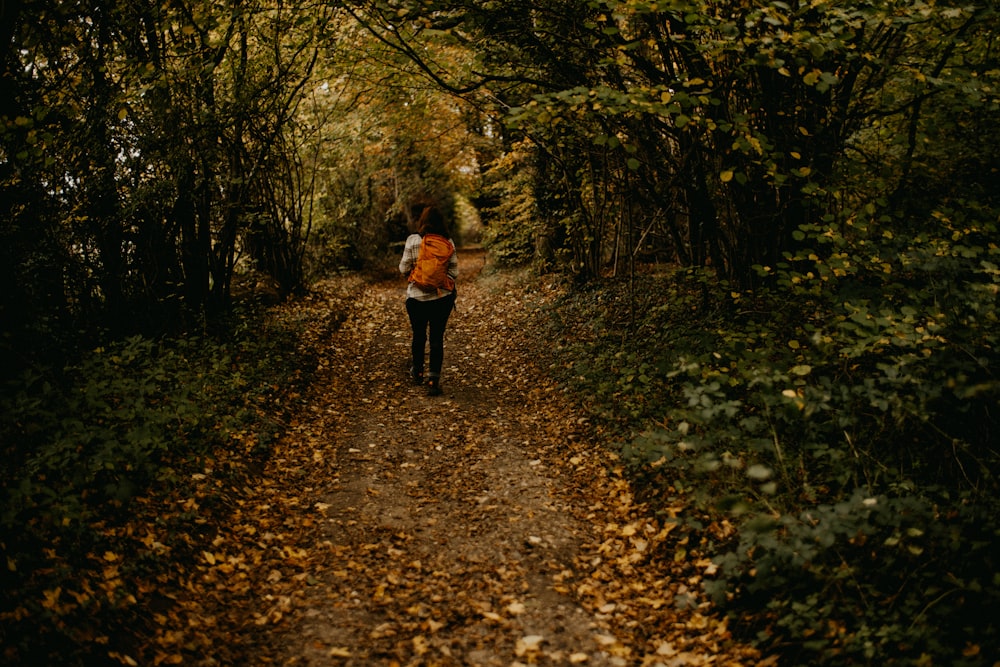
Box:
[416,206,449,237]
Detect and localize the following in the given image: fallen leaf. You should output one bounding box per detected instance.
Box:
[515,635,545,656]
[505,601,526,615]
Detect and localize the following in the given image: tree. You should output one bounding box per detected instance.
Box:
[343,0,998,287]
[0,0,332,376]
[300,11,488,273]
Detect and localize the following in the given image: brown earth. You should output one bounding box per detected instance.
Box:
[252,249,761,666]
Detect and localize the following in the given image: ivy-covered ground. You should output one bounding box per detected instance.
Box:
[537,257,1000,667]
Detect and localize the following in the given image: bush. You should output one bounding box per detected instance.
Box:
[544,207,1000,664]
[0,303,312,665]
[709,489,1000,665]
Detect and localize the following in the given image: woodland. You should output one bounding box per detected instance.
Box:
[1,0,999,665]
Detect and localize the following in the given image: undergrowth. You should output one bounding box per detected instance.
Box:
[541,213,1000,665]
[0,301,316,665]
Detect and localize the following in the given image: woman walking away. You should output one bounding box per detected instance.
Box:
[399,205,458,396]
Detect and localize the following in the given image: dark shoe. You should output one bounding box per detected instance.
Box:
[410,366,424,385]
[426,378,442,396]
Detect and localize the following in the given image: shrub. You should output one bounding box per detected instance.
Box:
[545,207,1000,664]
[0,303,312,665]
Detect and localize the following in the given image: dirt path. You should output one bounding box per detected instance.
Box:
[267,250,757,666]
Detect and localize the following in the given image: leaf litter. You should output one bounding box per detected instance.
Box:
[101,249,761,666]
[257,249,761,666]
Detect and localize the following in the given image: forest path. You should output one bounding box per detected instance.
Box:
[267,250,755,666]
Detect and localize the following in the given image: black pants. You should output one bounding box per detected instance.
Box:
[405,293,456,377]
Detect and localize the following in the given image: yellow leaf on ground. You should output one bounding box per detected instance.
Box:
[41,588,62,610]
[515,635,545,656]
[505,601,526,615]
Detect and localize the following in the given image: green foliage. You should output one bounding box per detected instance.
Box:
[1,331,262,538]
[0,305,311,663]
[479,142,542,267]
[542,271,699,426]
[4,337,219,520]
[1,0,331,353]
[710,490,1000,665]
[305,218,363,277]
[544,201,1000,663]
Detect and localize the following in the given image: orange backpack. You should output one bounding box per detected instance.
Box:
[409,234,455,293]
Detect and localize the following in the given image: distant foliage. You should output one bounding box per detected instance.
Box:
[479,142,542,267]
[299,22,490,276]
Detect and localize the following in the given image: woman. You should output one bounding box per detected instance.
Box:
[398,205,458,396]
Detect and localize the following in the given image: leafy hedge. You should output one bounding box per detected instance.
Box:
[543,210,1000,665]
[0,306,311,665]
